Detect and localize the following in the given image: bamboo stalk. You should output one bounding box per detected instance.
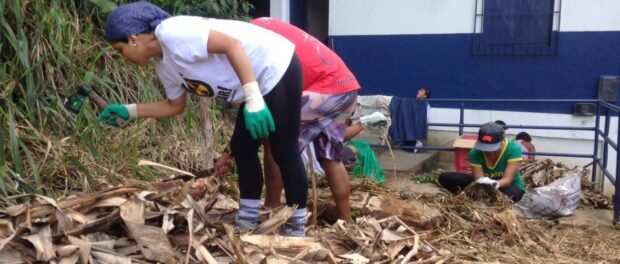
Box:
[199,98,214,169]
[306,147,318,225]
[223,224,247,264]
[27,187,141,219]
[138,160,196,178]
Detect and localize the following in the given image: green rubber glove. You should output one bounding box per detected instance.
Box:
[242,81,275,139]
[97,104,134,127]
[243,106,275,139]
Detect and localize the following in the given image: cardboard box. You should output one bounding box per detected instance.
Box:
[453,136,477,173]
[453,136,477,149]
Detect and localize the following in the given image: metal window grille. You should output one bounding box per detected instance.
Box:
[472,0,561,56]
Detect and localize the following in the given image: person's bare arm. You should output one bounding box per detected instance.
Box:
[529,143,536,160]
[136,92,187,118]
[207,29,255,85]
[497,161,521,188]
[344,123,364,141]
[471,166,485,180]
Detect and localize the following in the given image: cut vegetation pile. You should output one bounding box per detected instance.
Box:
[415,158,619,263]
[0,172,445,263]
[2,1,619,263]
[1,158,619,263]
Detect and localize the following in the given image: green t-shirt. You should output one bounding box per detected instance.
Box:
[468,139,525,191]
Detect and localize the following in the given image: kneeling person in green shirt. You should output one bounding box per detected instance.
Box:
[438,122,525,202]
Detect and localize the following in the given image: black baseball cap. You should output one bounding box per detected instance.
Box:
[474,122,505,152]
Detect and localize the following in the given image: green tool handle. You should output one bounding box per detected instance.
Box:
[84,89,128,128]
[80,73,128,128]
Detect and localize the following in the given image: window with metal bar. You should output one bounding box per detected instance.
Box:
[473,0,561,56]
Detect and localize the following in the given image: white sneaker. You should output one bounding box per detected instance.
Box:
[414,141,423,153]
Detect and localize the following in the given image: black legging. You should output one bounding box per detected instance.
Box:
[437,172,525,203]
[230,54,308,208]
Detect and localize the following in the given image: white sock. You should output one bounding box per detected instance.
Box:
[238,198,260,222]
[289,207,307,224]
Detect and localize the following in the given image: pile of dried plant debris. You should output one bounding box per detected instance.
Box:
[520,159,613,209]
[1,157,618,263]
[0,166,445,263]
[415,184,620,263]
[418,184,560,263]
[411,158,620,263]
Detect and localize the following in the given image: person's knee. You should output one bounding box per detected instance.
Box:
[498,186,525,203]
[512,192,524,203]
[230,137,244,158]
[324,164,350,183]
[508,189,525,203]
[437,173,450,188]
[505,192,523,203]
[231,139,259,162]
[437,172,470,194]
[272,148,302,168]
[515,190,525,202]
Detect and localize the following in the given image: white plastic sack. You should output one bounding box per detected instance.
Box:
[354,95,393,120]
[514,171,582,219]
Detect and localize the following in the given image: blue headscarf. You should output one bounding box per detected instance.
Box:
[105,1,171,42]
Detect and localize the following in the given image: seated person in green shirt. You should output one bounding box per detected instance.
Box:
[438,122,525,202]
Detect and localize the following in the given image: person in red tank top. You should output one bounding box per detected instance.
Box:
[252,17,360,221]
[252,17,360,94]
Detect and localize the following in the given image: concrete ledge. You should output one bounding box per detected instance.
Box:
[378,149,440,175]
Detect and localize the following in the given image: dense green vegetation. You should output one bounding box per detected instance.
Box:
[0,0,251,199]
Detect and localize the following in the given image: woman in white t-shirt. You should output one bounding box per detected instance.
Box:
[99,2,307,236]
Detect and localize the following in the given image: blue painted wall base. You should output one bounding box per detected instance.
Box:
[330,31,620,113]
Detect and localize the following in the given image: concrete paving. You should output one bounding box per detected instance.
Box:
[377,143,454,191]
[558,209,617,229]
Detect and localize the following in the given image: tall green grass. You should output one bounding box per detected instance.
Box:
[0,0,251,202]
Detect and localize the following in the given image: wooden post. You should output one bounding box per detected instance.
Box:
[306,147,318,225]
[199,98,214,169]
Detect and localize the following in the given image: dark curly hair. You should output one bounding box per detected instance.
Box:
[516,132,532,142]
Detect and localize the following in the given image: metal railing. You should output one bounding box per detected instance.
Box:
[372,98,619,223]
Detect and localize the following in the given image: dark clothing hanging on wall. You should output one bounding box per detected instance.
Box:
[388,97,428,145]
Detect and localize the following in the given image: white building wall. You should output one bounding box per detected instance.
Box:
[561,0,620,32]
[328,0,620,196]
[329,0,476,35]
[269,0,290,22]
[329,0,620,36]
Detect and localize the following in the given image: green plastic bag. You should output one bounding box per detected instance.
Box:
[346,140,384,182]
